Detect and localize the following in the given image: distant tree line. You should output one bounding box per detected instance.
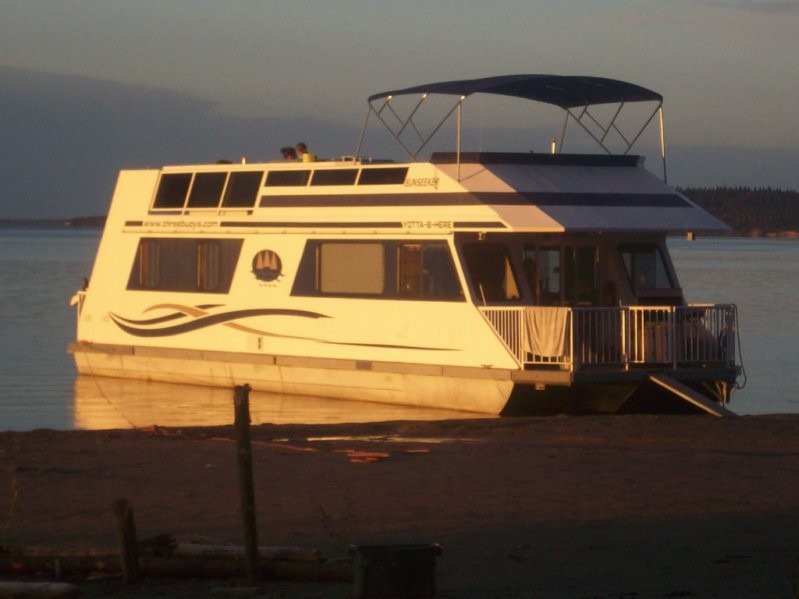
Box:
[0,216,106,229]
[679,187,799,237]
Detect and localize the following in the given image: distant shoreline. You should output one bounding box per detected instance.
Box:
[0,216,106,229]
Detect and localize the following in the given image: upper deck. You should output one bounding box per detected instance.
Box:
[113,74,729,236]
[122,150,727,236]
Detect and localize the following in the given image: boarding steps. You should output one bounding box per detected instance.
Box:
[649,374,737,418]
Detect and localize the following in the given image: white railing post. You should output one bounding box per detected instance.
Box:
[670,306,677,369]
[621,306,629,369]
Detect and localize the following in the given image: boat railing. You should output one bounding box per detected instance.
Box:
[479,304,737,371]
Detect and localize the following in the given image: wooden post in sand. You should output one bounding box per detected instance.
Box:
[234,383,259,581]
[112,497,140,583]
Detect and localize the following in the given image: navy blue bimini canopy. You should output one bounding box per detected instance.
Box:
[368,74,662,109]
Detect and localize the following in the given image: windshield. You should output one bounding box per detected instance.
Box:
[620,244,673,290]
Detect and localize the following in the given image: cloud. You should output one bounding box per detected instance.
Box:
[0,66,360,218]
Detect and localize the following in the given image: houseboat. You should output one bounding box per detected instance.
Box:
[69,74,742,416]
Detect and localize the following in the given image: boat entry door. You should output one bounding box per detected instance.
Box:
[523,244,600,306]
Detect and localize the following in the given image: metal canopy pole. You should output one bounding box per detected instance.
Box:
[354,103,373,160]
[456,97,463,181]
[658,105,668,183]
[558,111,570,153]
[624,102,663,157]
[567,106,612,155]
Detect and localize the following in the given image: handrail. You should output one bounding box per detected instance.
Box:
[479,304,737,371]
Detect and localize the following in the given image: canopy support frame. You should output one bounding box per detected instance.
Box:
[355,75,668,181]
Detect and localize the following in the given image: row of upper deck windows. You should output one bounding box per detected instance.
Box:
[152,167,409,211]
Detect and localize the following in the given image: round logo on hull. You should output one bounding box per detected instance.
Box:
[252,250,282,281]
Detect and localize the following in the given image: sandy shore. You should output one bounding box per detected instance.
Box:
[2,414,799,597]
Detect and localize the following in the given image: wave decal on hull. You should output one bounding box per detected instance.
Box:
[111,304,224,326]
[108,303,458,352]
[109,304,329,338]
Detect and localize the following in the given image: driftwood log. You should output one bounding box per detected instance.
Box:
[170,543,321,562]
[0,540,351,582]
[0,582,81,599]
[0,551,119,577]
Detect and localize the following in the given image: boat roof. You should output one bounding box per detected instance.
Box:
[138,74,725,234]
[368,74,663,108]
[147,151,728,234]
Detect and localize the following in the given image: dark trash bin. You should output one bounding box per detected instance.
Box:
[349,543,442,598]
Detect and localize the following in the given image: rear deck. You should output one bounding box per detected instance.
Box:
[481,304,737,373]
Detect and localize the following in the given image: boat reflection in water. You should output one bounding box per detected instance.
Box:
[71,376,488,430]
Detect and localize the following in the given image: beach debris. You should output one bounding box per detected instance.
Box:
[208,586,264,597]
[138,425,187,437]
[0,544,117,575]
[350,543,442,598]
[168,542,320,563]
[254,440,319,453]
[0,581,81,598]
[140,541,352,581]
[340,450,391,463]
[0,538,350,582]
[508,543,533,562]
[331,446,431,463]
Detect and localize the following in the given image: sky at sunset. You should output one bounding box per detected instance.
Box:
[1,0,797,218]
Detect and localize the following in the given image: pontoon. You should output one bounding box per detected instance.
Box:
[70,74,742,416]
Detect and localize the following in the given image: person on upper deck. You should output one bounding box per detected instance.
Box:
[281,146,297,159]
[295,142,316,162]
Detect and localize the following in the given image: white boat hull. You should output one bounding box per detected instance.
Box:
[71,343,514,414]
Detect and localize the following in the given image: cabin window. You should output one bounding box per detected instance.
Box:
[522,246,561,305]
[358,168,408,185]
[196,241,221,291]
[153,170,263,211]
[462,243,520,303]
[136,239,161,288]
[153,173,192,209]
[318,242,385,295]
[522,244,599,306]
[292,240,464,300]
[397,243,463,300]
[563,246,598,305]
[311,169,358,186]
[127,238,243,293]
[265,170,311,187]
[221,171,264,208]
[620,244,673,290]
[187,172,228,208]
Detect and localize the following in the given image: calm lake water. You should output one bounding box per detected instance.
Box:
[0,228,796,431]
